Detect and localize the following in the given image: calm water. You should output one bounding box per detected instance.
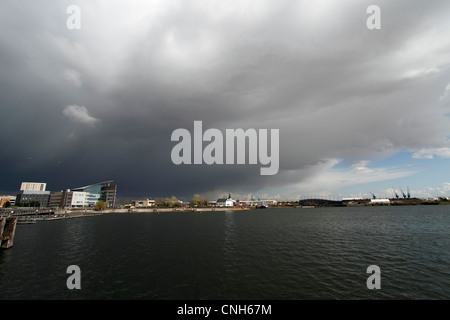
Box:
[0,206,449,299]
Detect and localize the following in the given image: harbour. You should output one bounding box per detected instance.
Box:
[0,209,103,247]
[0,205,449,299]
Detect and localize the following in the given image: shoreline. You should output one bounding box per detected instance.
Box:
[68,207,256,214]
[66,201,450,215]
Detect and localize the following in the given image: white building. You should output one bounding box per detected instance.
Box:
[217,194,235,207]
[132,199,156,208]
[370,198,390,205]
[342,197,364,201]
[64,180,117,208]
[20,182,46,191]
[65,191,100,208]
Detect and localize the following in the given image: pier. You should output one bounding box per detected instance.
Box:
[0,217,17,249]
[0,209,103,250]
[5,208,56,217]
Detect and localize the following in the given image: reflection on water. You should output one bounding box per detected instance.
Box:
[223,211,235,255]
[60,218,96,263]
[223,211,237,282]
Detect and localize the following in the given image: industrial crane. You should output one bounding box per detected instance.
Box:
[392,187,400,199]
[399,186,407,199]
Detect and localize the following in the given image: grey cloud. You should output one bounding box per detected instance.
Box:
[63,105,100,126]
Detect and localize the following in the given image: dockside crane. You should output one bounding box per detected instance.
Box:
[399,186,407,199]
[392,187,400,199]
[367,189,376,199]
[407,186,411,199]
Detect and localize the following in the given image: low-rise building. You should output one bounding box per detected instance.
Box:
[217,194,235,207]
[370,198,390,205]
[16,190,50,207]
[0,196,16,207]
[132,199,156,208]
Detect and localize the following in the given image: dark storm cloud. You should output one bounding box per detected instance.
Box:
[1,0,450,200]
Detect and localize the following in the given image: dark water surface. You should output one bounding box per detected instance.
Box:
[1,206,449,299]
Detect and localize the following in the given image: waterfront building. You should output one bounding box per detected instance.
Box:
[15,182,50,207]
[48,190,70,208]
[217,194,235,207]
[20,182,47,191]
[101,184,117,208]
[13,180,117,208]
[16,190,50,207]
[64,180,117,208]
[65,191,96,208]
[370,198,390,205]
[132,199,155,208]
[342,197,364,201]
[0,196,16,207]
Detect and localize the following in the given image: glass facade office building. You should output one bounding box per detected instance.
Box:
[67,180,117,208]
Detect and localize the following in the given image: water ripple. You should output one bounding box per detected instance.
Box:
[0,207,449,299]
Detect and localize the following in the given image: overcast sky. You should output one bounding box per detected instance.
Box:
[1,0,450,201]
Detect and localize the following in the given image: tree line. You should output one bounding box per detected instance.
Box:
[3,201,41,208]
[154,195,209,208]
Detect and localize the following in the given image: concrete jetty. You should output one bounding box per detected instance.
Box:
[0,217,17,249]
